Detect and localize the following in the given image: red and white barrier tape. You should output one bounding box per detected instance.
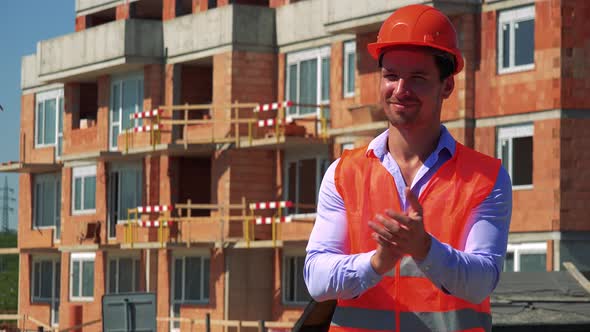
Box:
[136,220,173,228]
[133,124,160,133]
[137,205,174,213]
[255,216,293,225]
[257,117,294,128]
[131,109,163,119]
[253,101,293,113]
[249,201,293,210]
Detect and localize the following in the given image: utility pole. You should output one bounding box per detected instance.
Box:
[0,176,16,233]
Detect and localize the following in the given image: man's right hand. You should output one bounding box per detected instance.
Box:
[368,218,403,275]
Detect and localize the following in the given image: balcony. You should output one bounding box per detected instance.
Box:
[323,0,482,33]
[37,19,163,82]
[275,0,329,49]
[164,4,275,64]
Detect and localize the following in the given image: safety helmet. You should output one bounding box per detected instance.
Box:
[367,4,464,74]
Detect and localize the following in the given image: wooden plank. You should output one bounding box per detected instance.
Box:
[564,261,590,294]
[0,314,21,320]
[0,248,18,255]
[59,319,101,332]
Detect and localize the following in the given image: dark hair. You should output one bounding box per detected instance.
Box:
[378,47,456,81]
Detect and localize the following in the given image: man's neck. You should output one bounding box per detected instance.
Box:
[387,123,441,165]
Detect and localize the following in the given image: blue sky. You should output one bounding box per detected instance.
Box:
[0,1,74,230]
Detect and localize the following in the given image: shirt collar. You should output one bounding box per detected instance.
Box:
[365,125,456,160]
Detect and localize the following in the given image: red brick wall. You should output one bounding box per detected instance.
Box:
[559,118,590,230]
[75,16,87,32]
[474,119,560,233]
[163,0,176,20]
[561,0,590,108]
[475,1,562,118]
[116,3,131,20]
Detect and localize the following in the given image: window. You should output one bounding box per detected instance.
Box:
[286,47,330,118]
[170,255,210,331]
[70,252,95,301]
[503,242,547,272]
[282,255,311,304]
[498,5,535,74]
[343,41,356,97]
[107,256,140,294]
[35,89,64,158]
[33,173,61,239]
[72,165,97,214]
[110,75,144,150]
[284,150,330,215]
[497,124,533,189]
[108,163,143,238]
[31,257,60,325]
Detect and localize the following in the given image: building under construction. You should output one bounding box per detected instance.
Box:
[4,0,590,330]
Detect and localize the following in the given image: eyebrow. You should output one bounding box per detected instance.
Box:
[382,68,430,76]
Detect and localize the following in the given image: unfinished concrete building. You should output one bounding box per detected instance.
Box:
[5,0,590,330]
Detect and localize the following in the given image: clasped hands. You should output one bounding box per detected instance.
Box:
[368,187,432,275]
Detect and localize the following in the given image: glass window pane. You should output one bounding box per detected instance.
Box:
[84,176,96,210]
[502,23,510,69]
[346,52,355,94]
[55,180,61,238]
[503,252,514,272]
[500,138,510,172]
[288,257,295,302]
[295,257,310,302]
[512,136,533,186]
[185,257,201,301]
[122,80,138,132]
[74,178,82,211]
[109,260,117,293]
[203,258,210,300]
[44,99,57,145]
[135,259,140,292]
[58,97,64,133]
[36,102,44,145]
[55,262,61,298]
[299,59,317,115]
[288,64,298,116]
[515,19,535,66]
[321,57,330,101]
[520,253,546,272]
[119,169,140,222]
[43,179,55,226]
[111,126,120,149]
[118,258,133,293]
[33,262,41,298]
[34,183,43,227]
[174,259,183,300]
[111,83,121,147]
[39,261,52,298]
[72,261,80,297]
[298,159,317,213]
[82,261,94,297]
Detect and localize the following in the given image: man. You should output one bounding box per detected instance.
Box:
[304,4,512,332]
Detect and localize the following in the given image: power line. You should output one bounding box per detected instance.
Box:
[0,176,16,233]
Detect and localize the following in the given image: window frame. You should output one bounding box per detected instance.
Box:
[70,252,95,302]
[71,165,97,215]
[505,242,547,272]
[34,89,65,159]
[33,173,61,240]
[31,256,60,326]
[497,5,536,74]
[282,250,310,305]
[170,251,211,332]
[109,74,144,151]
[106,254,141,294]
[283,148,330,217]
[286,46,331,119]
[107,162,143,239]
[343,40,356,98]
[497,123,533,190]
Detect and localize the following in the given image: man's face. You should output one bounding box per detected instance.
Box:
[379,47,454,130]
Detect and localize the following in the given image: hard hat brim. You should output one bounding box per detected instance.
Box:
[367,41,464,74]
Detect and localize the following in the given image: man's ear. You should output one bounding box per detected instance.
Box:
[441,76,455,99]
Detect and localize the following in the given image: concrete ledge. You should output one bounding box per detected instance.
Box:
[76,0,139,16]
[164,5,276,64]
[38,19,163,82]
[276,0,329,48]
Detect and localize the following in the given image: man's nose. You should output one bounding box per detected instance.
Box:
[394,78,410,97]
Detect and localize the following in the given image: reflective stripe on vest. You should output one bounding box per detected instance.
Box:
[399,256,426,277]
[400,309,492,332]
[331,307,491,331]
[331,306,395,331]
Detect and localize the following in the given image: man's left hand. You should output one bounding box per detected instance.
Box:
[372,187,432,260]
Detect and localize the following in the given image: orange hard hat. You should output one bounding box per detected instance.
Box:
[367,4,464,74]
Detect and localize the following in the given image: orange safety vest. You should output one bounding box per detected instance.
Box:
[331,141,501,332]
